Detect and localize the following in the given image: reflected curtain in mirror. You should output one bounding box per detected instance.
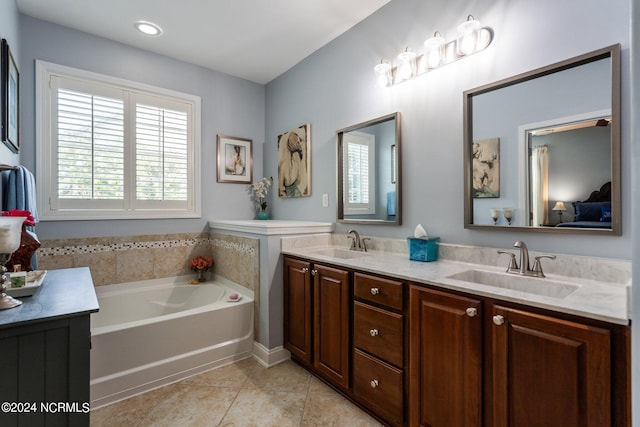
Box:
[530,145,549,226]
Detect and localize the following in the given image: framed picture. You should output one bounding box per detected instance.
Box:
[216,135,252,183]
[1,39,19,153]
[277,123,311,198]
[472,137,500,198]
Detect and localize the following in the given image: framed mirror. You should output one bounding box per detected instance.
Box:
[463,44,620,235]
[337,112,401,225]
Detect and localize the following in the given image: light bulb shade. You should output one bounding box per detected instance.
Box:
[396,49,417,82]
[424,33,446,68]
[457,15,481,56]
[552,201,567,211]
[0,216,25,254]
[374,61,392,87]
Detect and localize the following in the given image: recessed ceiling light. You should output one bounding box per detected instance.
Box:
[134,20,163,36]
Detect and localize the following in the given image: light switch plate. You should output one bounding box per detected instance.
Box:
[322,193,329,207]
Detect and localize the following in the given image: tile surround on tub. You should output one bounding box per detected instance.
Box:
[38,233,213,286]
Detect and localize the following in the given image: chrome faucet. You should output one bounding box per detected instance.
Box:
[497,241,556,277]
[347,229,367,252]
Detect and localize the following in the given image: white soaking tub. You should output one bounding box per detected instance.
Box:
[90,275,254,408]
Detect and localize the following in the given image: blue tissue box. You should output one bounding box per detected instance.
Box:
[407,237,440,262]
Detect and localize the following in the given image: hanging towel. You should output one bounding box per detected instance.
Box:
[3,165,39,223]
[3,165,39,270]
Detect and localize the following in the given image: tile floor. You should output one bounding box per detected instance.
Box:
[90,358,383,426]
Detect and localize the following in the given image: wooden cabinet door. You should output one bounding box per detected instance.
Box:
[491,305,611,427]
[283,257,312,364]
[409,285,482,427]
[313,264,350,389]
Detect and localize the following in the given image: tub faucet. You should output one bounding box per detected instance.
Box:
[347,229,363,251]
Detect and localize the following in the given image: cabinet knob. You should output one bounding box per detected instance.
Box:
[370,287,380,295]
[311,269,318,276]
[466,307,478,317]
[301,267,309,273]
[370,379,379,388]
[369,328,379,337]
[493,315,505,326]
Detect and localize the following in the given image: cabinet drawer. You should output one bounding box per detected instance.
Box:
[354,272,403,311]
[354,301,403,367]
[353,349,403,426]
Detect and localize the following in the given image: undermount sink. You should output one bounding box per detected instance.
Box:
[446,269,578,299]
[308,248,369,259]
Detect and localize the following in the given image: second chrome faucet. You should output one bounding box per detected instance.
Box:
[498,241,556,278]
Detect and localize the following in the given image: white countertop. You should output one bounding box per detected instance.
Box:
[282,245,630,325]
[209,220,334,235]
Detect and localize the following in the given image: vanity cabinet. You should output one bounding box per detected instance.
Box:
[284,255,629,427]
[408,286,482,427]
[283,257,350,390]
[409,284,629,427]
[353,273,405,426]
[490,304,611,427]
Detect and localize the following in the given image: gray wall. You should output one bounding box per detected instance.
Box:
[19,15,266,239]
[0,0,20,166]
[264,0,631,259]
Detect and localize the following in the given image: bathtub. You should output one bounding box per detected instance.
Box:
[90,275,254,408]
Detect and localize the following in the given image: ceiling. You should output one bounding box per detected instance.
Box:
[16,0,391,84]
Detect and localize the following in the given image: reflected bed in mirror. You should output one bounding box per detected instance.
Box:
[337,112,401,225]
[463,44,620,235]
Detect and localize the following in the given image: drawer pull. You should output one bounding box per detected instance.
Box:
[370,287,380,295]
[369,328,379,337]
[370,379,379,388]
[466,307,478,317]
[493,315,505,326]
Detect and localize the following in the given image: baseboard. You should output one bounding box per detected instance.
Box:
[252,342,290,368]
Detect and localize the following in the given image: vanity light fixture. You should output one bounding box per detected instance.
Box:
[457,15,482,56]
[134,20,163,36]
[374,59,393,87]
[423,32,446,69]
[396,47,417,82]
[374,14,493,87]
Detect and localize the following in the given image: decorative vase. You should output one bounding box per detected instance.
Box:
[257,210,269,220]
[196,269,207,282]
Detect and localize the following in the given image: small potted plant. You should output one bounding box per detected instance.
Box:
[248,177,273,220]
[189,255,213,282]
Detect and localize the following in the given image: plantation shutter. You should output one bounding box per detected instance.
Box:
[343,132,375,215]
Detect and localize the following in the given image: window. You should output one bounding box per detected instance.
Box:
[36,61,201,220]
[343,131,375,215]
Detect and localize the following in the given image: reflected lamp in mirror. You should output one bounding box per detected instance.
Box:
[552,201,566,223]
[337,112,401,225]
[463,44,621,235]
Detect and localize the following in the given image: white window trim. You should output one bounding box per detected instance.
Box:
[35,60,202,221]
[343,131,376,215]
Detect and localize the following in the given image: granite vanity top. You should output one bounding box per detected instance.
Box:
[281,245,630,326]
